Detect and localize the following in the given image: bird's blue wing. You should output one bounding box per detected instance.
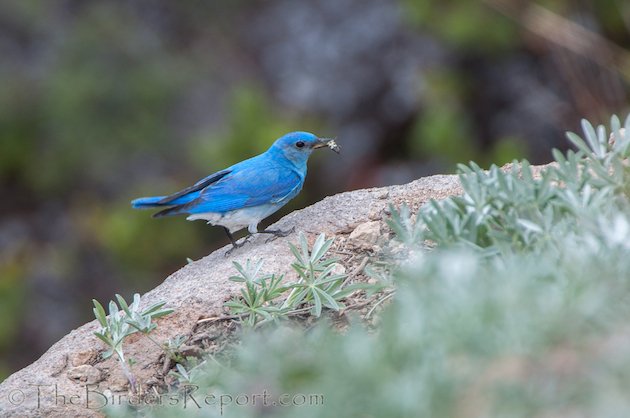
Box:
[157,168,232,204]
[184,160,303,214]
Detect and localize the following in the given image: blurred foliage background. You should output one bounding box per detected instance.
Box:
[0,0,629,379]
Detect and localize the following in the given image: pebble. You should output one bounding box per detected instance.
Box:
[349,221,381,246]
[66,364,104,385]
[367,204,382,221]
[70,349,99,367]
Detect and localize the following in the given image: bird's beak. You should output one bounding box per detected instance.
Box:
[313,137,341,153]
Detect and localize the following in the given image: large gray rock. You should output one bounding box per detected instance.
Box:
[0,173,463,417]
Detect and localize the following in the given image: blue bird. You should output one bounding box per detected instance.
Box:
[132,132,339,252]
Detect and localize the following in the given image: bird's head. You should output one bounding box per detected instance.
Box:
[270,131,340,165]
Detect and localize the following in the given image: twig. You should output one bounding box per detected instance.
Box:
[341,256,370,288]
[197,313,246,324]
[365,292,396,320]
[338,289,396,315]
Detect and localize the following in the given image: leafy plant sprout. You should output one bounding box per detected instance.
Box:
[282,233,348,316]
[92,293,173,393]
[225,233,353,326]
[224,259,289,327]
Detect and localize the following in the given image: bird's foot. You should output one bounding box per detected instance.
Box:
[260,226,295,243]
[224,236,252,257]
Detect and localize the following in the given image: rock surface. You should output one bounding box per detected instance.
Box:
[0,173,463,417]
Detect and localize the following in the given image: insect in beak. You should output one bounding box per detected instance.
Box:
[314,137,340,153]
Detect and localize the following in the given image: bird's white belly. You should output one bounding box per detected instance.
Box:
[186,204,281,234]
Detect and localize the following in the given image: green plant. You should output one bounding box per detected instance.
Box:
[92,293,173,392]
[163,335,187,364]
[225,259,289,327]
[389,115,630,257]
[169,363,194,385]
[225,233,353,327]
[282,233,347,316]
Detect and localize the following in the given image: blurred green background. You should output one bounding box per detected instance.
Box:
[0,0,629,379]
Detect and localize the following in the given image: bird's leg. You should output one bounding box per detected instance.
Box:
[224,227,249,256]
[257,226,295,242]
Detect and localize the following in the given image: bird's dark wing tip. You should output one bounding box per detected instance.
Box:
[152,206,180,218]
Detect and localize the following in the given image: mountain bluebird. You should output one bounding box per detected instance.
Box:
[132,132,339,251]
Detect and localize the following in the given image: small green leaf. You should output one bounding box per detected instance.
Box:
[115,294,130,315]
[92,300,108,327]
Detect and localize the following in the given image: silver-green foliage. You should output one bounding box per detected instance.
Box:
[93,293,173,392]
[282,233,348,316]
[390,114,630,255]
[225,259,289,327]
[164,246,630,418]
[225,233,350,326]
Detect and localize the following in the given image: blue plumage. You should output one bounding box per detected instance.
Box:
[131,131,339,250]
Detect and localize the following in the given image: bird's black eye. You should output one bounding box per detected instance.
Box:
[296,141,305,148]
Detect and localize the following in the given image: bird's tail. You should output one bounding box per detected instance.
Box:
[131,196,169,209]
[131,196,191,218]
